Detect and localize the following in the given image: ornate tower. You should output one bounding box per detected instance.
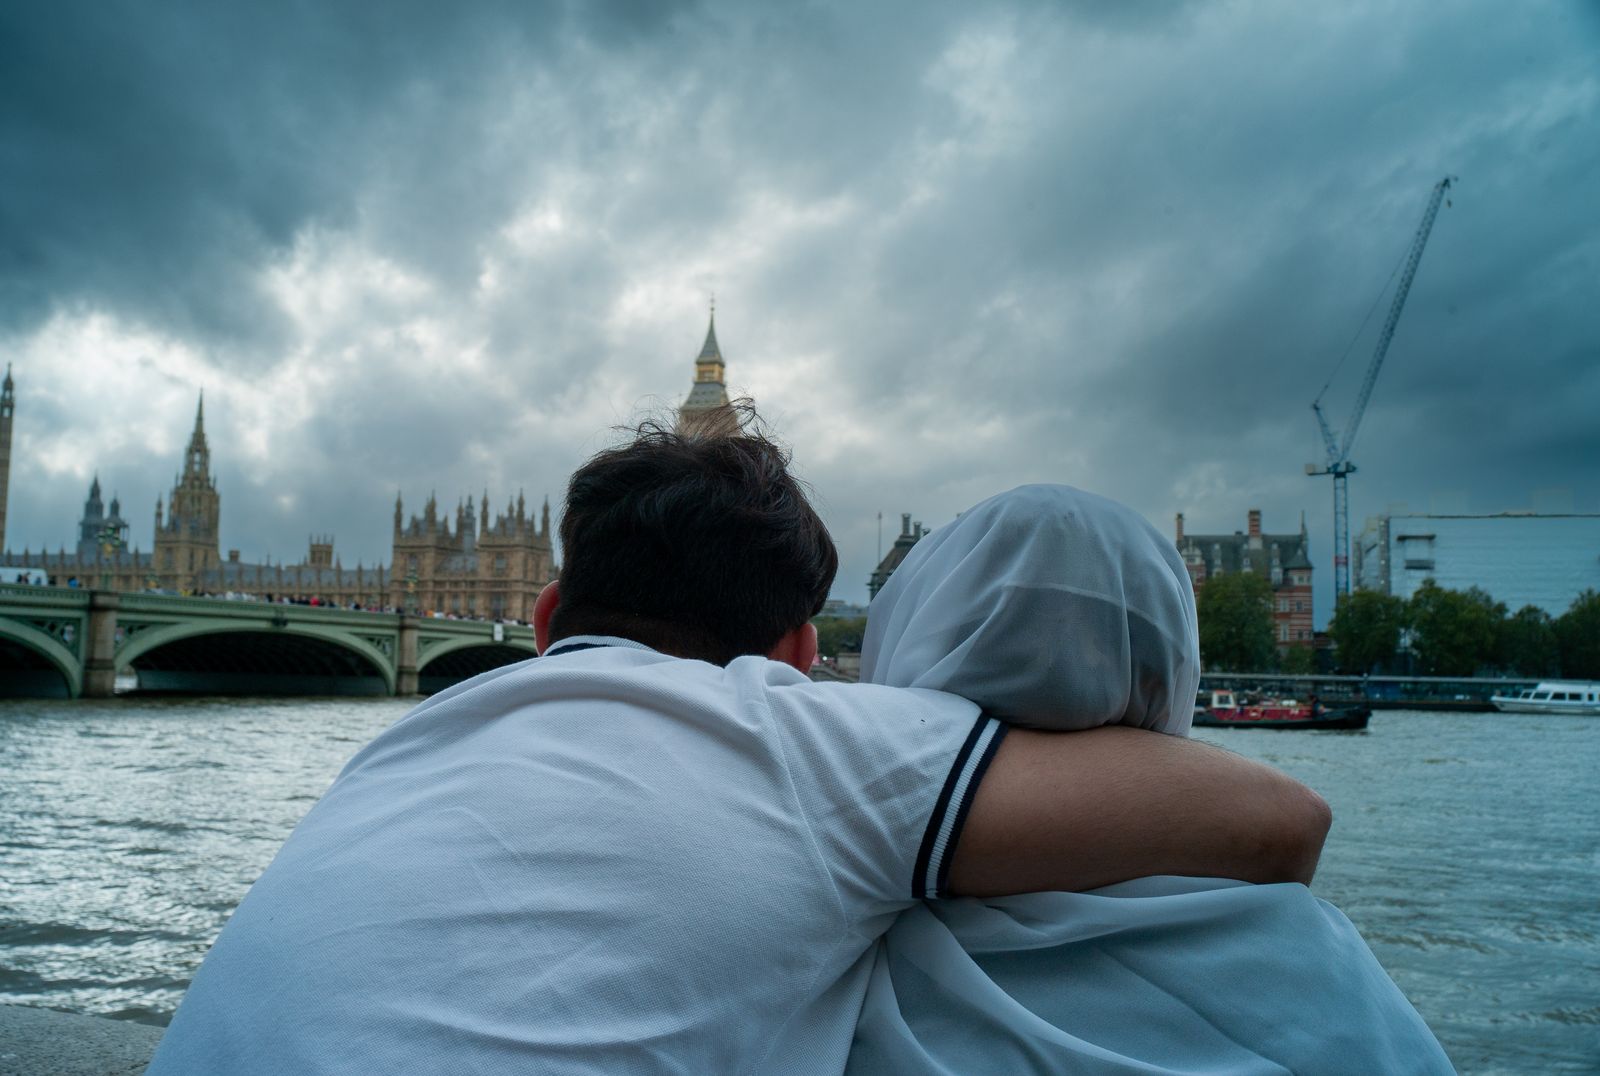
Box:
[153,393,222,592]
[77,475,107,560]
[75,476,130,568]
[677,303,734,433]
[0,365,14,553]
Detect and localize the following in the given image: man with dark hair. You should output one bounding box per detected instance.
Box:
[548,411,836,665]
[150,408,1328,1074]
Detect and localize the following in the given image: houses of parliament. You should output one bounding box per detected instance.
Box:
[0,312,733,622]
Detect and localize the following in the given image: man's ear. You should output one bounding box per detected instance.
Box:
[533,580,562,654]
[766,622,818,674]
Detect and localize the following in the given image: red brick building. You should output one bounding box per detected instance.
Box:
[1176,509,1314,652]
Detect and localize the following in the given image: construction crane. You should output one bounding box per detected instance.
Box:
[1307,175,1455,599]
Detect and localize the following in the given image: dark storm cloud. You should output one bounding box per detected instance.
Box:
[0,1,704,350]
[2,0,1596,620]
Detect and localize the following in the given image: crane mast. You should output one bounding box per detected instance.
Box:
[1308,176,1454,599]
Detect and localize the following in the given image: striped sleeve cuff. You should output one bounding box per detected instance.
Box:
[912,714,1007,900]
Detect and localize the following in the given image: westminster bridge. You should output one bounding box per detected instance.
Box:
[0,584,540,698]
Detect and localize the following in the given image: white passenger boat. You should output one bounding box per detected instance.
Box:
[1490,681,1600,716]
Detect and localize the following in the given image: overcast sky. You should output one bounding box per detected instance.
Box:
[3,0,1596,622]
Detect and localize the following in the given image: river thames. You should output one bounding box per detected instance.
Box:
[1,697,1596,1073]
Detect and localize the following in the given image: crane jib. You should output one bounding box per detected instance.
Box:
[1308,176,1455,599]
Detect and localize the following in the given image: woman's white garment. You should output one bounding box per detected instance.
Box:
[850,484,1454,1074]
[861,482,1199,735]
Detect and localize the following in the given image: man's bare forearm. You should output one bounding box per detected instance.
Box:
[945,726,1331,898]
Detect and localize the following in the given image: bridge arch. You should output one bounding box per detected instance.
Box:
[117,622,396,695]
[417,639,539,693]
[0,618,82,698]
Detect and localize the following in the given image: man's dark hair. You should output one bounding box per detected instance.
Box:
[549,403,838,664]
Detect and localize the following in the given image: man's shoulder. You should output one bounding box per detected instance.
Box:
[725,655,982,727]
[379,644,980,752]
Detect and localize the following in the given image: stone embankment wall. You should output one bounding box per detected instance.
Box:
[0,1005,162,1075]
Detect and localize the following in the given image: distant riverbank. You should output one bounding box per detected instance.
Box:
[1198,672,1544,711]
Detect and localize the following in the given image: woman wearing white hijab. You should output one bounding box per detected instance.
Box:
[847,484,1452,1074]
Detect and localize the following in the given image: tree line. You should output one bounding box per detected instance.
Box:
[813,616,867,661]
[1197,572,1600,678]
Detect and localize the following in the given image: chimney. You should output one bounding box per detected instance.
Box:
[1175,512,1185,543]
[901,513,912,538]
[1248,509,1262,538]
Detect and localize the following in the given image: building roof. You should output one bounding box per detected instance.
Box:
[1369,511,1600,520]
[1179,530,1312,581]
[680,309,731,419]
[869,515,926,599]
[698,313,724,364]
[682,381,731,410]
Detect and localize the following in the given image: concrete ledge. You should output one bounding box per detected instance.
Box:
[0,1005,163,1076]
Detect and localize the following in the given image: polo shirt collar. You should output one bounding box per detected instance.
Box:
[542,635,660,657]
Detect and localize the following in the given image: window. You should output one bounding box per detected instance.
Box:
[1398,533,1435,571]
[1294,600,1304,613]
[1277,598,1288,612]
[1278,624,1289,642]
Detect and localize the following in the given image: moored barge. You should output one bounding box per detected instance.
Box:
[1193,690,1371,731]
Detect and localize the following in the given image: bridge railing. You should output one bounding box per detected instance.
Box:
[0,581,91,606]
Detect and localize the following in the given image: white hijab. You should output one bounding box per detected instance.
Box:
[862,484,1198,734]
[847,485,1453,1076]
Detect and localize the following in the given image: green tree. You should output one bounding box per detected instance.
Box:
[1407,581,1503,677]
[811,616,867,659]
[1498,604,1559,677]
[1555,590,1600,679]
[1328,589,1408,674]
[1197,571,1275,672]
[1279,644,1317,675]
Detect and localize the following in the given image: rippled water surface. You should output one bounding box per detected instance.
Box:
[0,698,410,1025]
[2,699,1596,1073]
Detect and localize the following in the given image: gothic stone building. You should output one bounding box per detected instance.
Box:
[390,492,555,621]
[677,307,738,436]
[3,310,735,614]
[0,365,13,554]
[0,395,239,595]
[1176,509,1314,651]
[0,382,555,617]
[868,514,927,601]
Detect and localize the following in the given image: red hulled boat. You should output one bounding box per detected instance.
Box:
[1193,690,1370,731]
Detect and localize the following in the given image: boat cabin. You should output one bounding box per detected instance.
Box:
[1506,682,1600,704]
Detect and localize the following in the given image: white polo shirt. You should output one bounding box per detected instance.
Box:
[149,636,999,1075]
